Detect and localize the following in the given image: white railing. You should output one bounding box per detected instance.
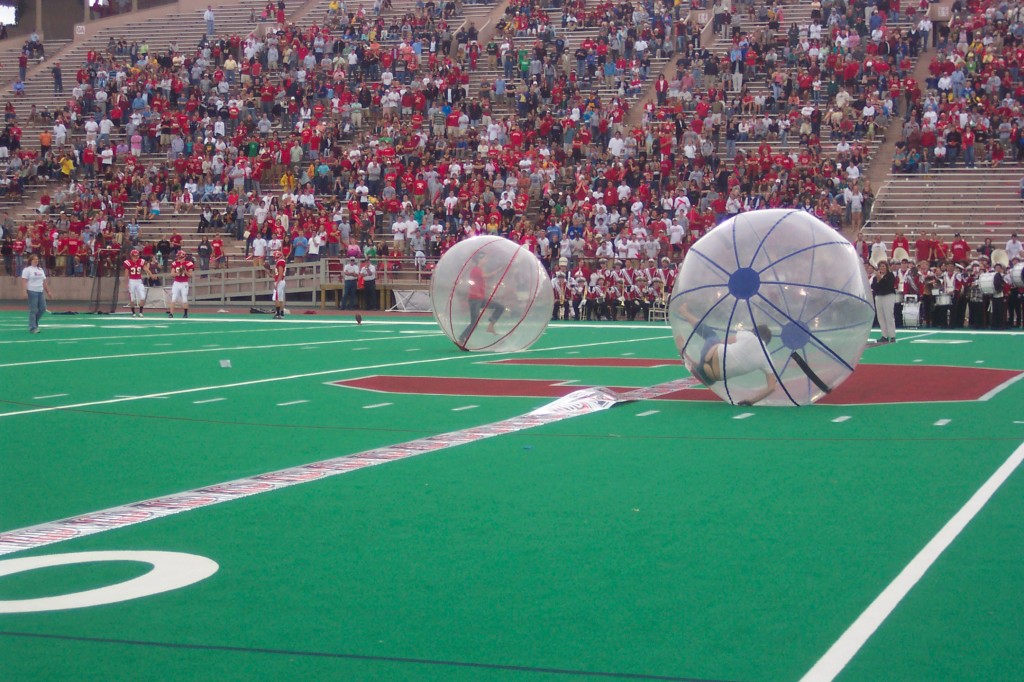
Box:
[180,260,323,304]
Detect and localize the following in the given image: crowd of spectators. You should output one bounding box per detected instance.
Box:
[891,0,1024,173]
[0,0,1020,325]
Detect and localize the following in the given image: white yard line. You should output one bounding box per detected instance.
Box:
[978,372,1024,401]
[636,410,660,417]
[192,398,225,405]
[733,412,755,420]
[362,402,393,410]
[0,324,340,346]
[831,416,851,423]
[800,440,1024,682]
[452,405,478,411]
[934,419,951,427]
[276,400,309,407]
[0,335,670,420]
[0,333,440,370]
[0,378,700,557]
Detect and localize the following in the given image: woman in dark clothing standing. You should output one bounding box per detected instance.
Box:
[870,260,898,344]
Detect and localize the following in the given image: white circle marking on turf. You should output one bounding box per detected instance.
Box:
[0,550,218,613]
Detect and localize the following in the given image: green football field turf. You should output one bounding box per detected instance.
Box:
[0,313,1022,681]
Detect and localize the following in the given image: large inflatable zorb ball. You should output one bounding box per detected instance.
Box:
[669,209,873,406]
[431,236,554,352]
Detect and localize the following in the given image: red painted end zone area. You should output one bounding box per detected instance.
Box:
[333,365,1021,405]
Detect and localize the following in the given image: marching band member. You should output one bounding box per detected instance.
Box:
[937,261,963,329]
[660,256,677,291]
[965,261,988,329]
[991,262,1008,329]
[571,276,588,321]
[638,275,656,321]
[552,271,571,320]
[650,276,669,314]
[895,258,912,326]
[587,276,611,321]
[605,276,621,321]
[622,276,644,321]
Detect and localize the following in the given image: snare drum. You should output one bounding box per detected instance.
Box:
[978,272,997,295]
[1011,263,1024,289]
[935,293,952,307]
[902,300,921,328]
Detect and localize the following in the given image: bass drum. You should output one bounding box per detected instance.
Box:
[935,293,952,307]
[1011,263,1024,288]
[902,300,921,328]
[978,272,997,295]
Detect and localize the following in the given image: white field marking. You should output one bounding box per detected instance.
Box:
[363,402,393,409]
[405,348,421,352]
[553,380,579,386]
[122,316,390,326]
[799,439,1024,682]
[0,335,670,420]
[276,400,309,407]
[975,360,985,364]
[547,322,676,330]
[0,378,700,557]
[912,359,923,363]
[934,419,952,427]
[351,347,369,351]
[621,352,635,356]
[978,372,1024,401]
[733,412,755,420]
[160,317,668,331]
[38,324,96,328]
[0,551,218,613]
[451,405,478,411]
[910,339,971,345]
[104,342,125,346]
[202,344,221,348]
[0,333,439,370]
[56,341,78,345]
[192,398,225,405]
[32,394,68,400]
[567,351,580,355]
[636,410,660,417]
[1015,421,1024,425]
[154,343,173,346]
[831,416,852,423]
[0,324,337,346]
[901,330,938,340]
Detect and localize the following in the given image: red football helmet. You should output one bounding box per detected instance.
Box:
[130,249,140,258]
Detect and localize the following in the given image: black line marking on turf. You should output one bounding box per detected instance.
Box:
[0,632,738,682]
